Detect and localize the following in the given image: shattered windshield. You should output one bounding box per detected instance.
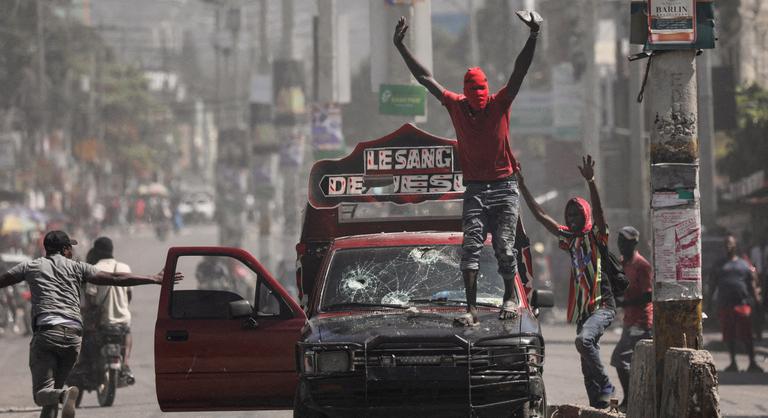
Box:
[320,245,516,310]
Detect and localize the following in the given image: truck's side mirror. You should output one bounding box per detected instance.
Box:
[228,300,254,319]
[531,289,554,309]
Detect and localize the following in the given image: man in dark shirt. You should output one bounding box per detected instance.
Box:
[710,234,763,373]
[393,11,542,326]
[0,231,182,418]
[610,226,653,408]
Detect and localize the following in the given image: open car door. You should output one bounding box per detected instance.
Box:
[155,247,306,411]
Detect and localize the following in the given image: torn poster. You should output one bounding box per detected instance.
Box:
[653,208,701,282]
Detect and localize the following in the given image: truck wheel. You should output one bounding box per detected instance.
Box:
[513,384,547,418]
[292,387,325,418]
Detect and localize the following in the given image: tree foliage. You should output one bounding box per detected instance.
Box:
[719,84,768,180]
[0,0,174,180]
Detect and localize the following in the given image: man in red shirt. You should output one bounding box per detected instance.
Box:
[393,11,542,326]
[609,226,653,409]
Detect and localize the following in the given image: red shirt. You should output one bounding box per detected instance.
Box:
[622,252,653,329]
[441,87,517,181]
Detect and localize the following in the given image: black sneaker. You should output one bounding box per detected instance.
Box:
[724,363,739,372]
[61,386,79,418]
[747,363,764,373]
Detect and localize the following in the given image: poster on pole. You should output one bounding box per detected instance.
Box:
[648,0,696,45]
[653,208,701,283]
[311,103,345,159]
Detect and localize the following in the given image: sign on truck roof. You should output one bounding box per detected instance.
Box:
[308,123,465,209]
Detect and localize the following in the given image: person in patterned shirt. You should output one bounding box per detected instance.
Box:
[517,155,616,409]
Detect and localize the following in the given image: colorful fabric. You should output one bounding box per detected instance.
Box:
[441,86,517,182]
[557,198,614,323]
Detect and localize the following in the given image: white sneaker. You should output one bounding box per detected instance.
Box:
[61,386,79,418]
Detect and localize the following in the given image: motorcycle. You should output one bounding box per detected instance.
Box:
[67,324,133,407]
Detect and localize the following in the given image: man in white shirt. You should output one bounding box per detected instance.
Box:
[84,237,135,383]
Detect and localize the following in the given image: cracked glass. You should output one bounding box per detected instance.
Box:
[321,245,516,309]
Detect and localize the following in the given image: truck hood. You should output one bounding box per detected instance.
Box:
[302,308,542,346]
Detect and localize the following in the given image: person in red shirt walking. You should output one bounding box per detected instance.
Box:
[609,226,653,409]
[393,11,542,326]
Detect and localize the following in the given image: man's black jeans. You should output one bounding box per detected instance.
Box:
[460,178,520,279]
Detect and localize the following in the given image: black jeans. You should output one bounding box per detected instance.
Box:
[460,178,520,278]
[29,327,81,418]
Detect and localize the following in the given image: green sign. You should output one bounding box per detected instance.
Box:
[379,84,427,116]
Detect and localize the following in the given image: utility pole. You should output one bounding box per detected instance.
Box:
[648,49,703,414]
[211,1,248,248]
[36,0,47,158]
[276,0,305,237]
[583,0,601,173]
[629,44,649,251]
[697,51,717,229]
[467,0,479,68]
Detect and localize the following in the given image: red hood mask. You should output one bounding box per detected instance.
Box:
[463,67,489,110]
[564,197,593,235]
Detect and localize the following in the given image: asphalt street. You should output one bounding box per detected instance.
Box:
[1,224,766,417]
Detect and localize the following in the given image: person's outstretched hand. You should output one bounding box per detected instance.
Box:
[393,16,408,47]
[153,268,184,285]
[578,155,596,181]
[515,10,543,33]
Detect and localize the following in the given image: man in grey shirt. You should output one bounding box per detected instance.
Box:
[0,231,182,418]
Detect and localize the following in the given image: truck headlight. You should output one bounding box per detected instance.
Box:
[303,351,316,374]
[316,351,351,373]
[489,349,523,368]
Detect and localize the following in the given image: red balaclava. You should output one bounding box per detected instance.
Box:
[463,67,489,110]
[564,197,593,235]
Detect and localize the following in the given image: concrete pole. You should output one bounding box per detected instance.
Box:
[697,51,717,229]
[317,0,338,103]
[629,44,649,253]
[467,0,479,66]
[583,0,601,175]
[278,0,300,236]
[36,0,47,157]
[280,0,295,60]
[648,49,703,416]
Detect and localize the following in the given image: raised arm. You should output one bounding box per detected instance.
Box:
[393,16,445,100]
[506,11,542,100]
[516,164,560,236]
[86,269,183,287]
[578,155,606,236]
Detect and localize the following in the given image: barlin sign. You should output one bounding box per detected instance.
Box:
[648,0,696,44]
[308,124,465,208]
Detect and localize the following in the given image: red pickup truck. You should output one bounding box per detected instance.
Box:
[154,124,553,417]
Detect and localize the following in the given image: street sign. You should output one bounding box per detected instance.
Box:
[379,84,427,116]
[648,0,696,44]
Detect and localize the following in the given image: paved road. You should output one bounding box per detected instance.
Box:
[1,224,766,417]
